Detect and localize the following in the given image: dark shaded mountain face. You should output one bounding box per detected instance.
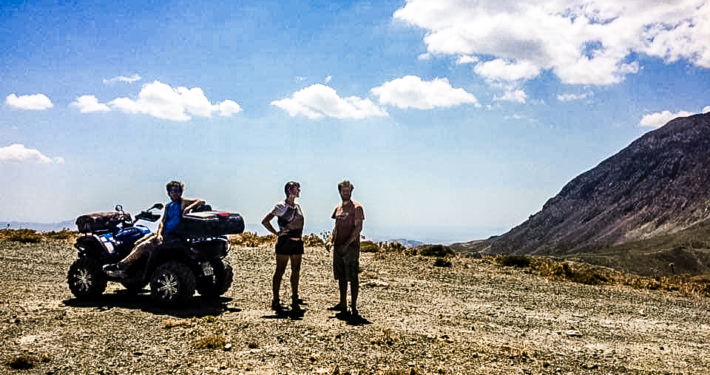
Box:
[489,113,710,255]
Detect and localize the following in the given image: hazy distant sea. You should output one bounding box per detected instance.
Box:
[1,220,506,245]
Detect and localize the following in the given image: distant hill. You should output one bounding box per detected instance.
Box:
[0,220,75,232]
[480,112,710,256]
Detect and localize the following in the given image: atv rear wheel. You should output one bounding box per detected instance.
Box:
[67,258,107,299]
[196,259,234,298]
[150,261,196,305]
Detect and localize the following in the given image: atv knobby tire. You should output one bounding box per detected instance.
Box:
[67,258,107,299]
[196,259,234,298]
[150,261,196,305]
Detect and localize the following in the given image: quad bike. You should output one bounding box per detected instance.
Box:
[67,203,244,306]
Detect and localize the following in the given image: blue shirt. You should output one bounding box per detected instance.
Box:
[163,200,182,235]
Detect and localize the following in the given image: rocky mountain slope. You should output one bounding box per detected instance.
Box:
[487,112,710,255]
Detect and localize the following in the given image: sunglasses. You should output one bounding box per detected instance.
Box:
[169,189,182,194]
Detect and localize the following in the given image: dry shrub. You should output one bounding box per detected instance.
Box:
[44,229,78,241]
[376,370,420,375]
[498,255,530,268]
[1,229,43,243]
[303,233,325,247]
[247,341,260,349]
[192,335,226,349]
[434,258,453,267]
[5,354,38,369]
[410,244,455,257]
[161,318,192,329]
[229,232,276,247]
[371,329,397,346]
[522,256,710,297]
[361,241,381,253]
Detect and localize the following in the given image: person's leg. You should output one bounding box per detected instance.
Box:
[350,275,359,315]
[338,279,348,307]
[273,254,289,308]
[119,236,156,267]
[289,254,302,303]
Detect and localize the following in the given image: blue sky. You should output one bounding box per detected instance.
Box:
[2,0,709,243]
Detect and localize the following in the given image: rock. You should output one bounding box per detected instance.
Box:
[565,330,583,337]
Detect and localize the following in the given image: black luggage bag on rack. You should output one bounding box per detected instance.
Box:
[173,211,245,237]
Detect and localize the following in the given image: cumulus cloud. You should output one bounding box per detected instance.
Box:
[703,106,710,113]
[639,110,693,128]
[218,100,242,117]
[324,76,332,83]
[5,94,53,110]
[557,92,593,102]
[494,89,527,103]
[474,59,540,84]
[456,55,478,65]
[103,74,142,84]
[394,0,710,86]
[371,75,480,109]
[271,84,387,120]
[70,95,111,113]
[109,81,242,122]
[0,144,64,164]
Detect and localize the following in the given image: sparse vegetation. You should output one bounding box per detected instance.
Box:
[0,228,78,243]
[434,258,452,267]
[489,254,710,297]
[192,335,226,349]
[4,352,51,370]
[228,231,276,247]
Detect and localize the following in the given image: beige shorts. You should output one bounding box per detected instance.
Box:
[333,246,360,281]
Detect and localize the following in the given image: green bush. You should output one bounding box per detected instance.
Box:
[1,229,43,243]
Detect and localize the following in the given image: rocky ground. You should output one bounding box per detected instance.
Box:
[1,239,710,374]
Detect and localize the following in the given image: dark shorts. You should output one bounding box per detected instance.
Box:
[333,246,359,281]
[275,236,304,256]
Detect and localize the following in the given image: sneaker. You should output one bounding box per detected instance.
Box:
[271,300,283,311]
[292,296,304,305]
[103,263,127,277]
[350,307,359,317]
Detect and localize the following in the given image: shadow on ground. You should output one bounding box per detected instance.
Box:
[63,290,239,318]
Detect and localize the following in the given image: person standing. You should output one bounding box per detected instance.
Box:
[327,180,365,317]
[262,181,305,311]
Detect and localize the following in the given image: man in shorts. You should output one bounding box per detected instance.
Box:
[327,180,365,317]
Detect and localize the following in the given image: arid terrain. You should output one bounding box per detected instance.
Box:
[2,238,710,374]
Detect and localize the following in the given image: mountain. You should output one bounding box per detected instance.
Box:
[485,112,710,255]
[0,220,76,232]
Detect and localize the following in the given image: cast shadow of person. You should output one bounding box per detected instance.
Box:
[330,310,372,326]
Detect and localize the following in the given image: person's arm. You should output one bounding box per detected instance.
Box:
[261,213,279,236]
[343,206,364,248]
[155,206,167,243]
[343,218,363,249]
[182,198,205,214]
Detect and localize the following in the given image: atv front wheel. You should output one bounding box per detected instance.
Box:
[67,258,107,299]
[150,262,196,305]
[196,259,234,298]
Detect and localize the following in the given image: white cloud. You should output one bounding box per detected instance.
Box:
[218,100,242,117]
[703,106,710,113]
[456,55,478,65]
[70,95,111,113]
[474,59,540,84]
[109,81,242,122]
[494,89,527,103]
[0,144,64,164]
[557,92,593,102]
[103,74,142,84]
[296,76,307,82]
[5,94,53,110]
[371,75,480,109]
[394,0,710,86]
[271,84,387,120]
[639,110,693,128]
[324,76,332,83]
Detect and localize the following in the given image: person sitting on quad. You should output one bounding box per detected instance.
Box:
[103,180,204,276]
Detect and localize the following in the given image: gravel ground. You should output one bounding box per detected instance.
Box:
[1,239,710,374]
